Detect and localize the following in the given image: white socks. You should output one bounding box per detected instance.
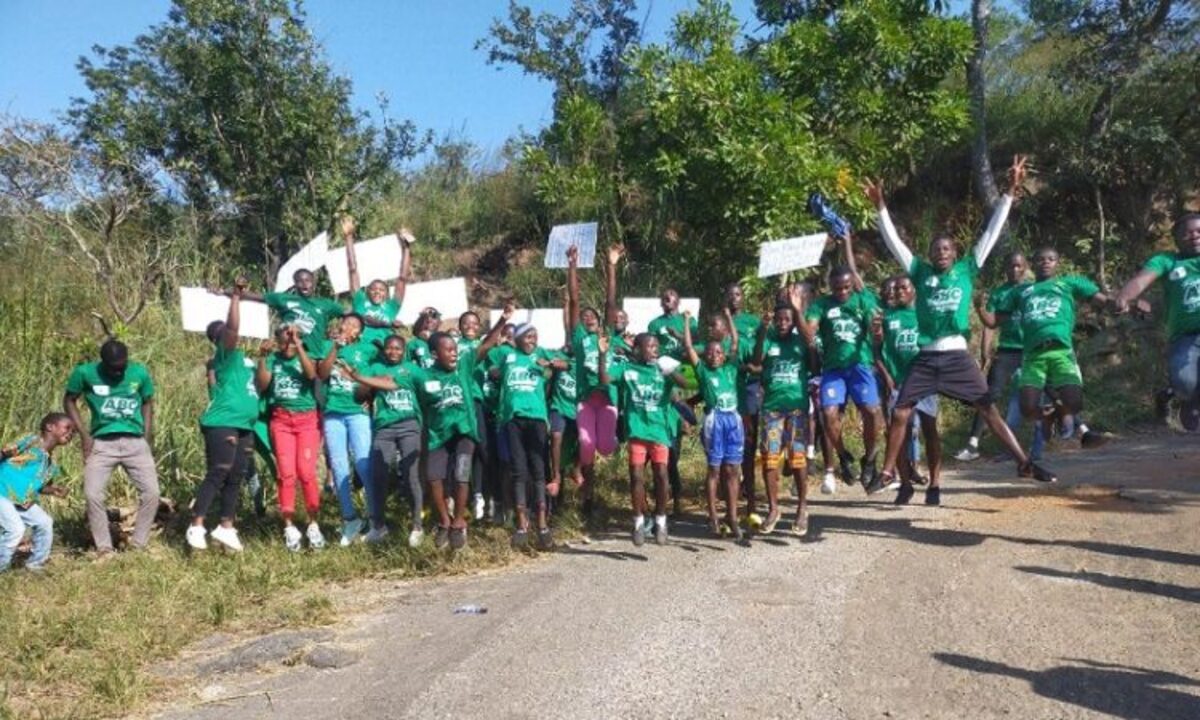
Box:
[633,515,644,532]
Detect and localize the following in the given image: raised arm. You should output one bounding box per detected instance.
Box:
[605,244,624,328]
[864,179,914,271]
[561,284,572,339]
[220,276,249,350]
[973,155,1025,267]
[343,216,361,295]
[681,310,700,367]
[254,341,275,393]
[567,245,581,330]
[724,306,739,357]
[477,302,515,360]
[788,284,816,346]
[1113,269,1161,313]
[395,228,413,304]
[842,232,865,292]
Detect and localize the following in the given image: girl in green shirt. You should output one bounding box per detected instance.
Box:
[343,216,412,351]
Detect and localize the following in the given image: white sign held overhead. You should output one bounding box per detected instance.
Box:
[544,222,598,268]
[757,232,828,278]
[179,287,272,340]
[325,234,403,294]
[488,308,567,350]
[275,232,330,292]
[397,278,469,326]
[622,297,702,335]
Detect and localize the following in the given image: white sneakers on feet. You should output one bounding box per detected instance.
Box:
[820,473,837,495]
[186,525,208,550]
[210,525,243,552]
[954,446,980,462]
[284,525,303,552]
[408,528,425,548]
[473,493,485,521]
[339,518,364,547]
[365,525,390,544]
[306,522,326,549]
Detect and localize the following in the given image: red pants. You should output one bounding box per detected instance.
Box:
[269,408,321,515]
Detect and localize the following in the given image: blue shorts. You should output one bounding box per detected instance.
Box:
[702,410,744,468]
[821,364,880,408]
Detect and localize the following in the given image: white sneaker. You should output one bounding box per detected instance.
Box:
[408,529,425,548]
[954,447,980,462]
[306,522,326,550]
[284,525,303,552]
[820,473,837,495]
[473,493,485,521]
[186,525,208,550]
[365,525,390,544]
[210,525,243,552]
[339,518,364,547]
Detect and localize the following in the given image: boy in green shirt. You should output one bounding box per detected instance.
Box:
[1115,213,1200,431]
[65,339,160,556]
[724,282,763,506]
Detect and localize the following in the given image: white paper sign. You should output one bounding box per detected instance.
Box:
[275,232,330,292]
[656,356,681,375]
[489,308,567,350]
[757,232,828,278]
[397,278,469,326]
[544,222,598,268]
[180,287,272,340]
[325,234,404,294]
[622,297,702,334]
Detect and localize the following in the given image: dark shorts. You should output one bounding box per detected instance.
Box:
[548,409,576,435]
[895,349,990,407]
[427,434,476,484]
[740,378,763,416]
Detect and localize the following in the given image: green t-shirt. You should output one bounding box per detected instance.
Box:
[880,306,921,384]
[986,282,1026,350]
[352,289,401,348]
[805,291,878,370]
[1143,253,1200,341]
[573,325,615,405]
[366,360,422,430]
[498,347,551,424]
[66,362,155,437]
[647,313,700,362]
[695,362,739,413]
[479,344,513,411]
[201,346,259,430]
[909,256,979,346]
[611,361,675,446]
[414,354,480,450]
[406,335,435,370]
[324,339,376,415]
[265,352,317,411]
[760,330,809,413]
[731,312,762,348]
[547,350,577,420]
[263,292,343,350]
[1001,274,1099,351]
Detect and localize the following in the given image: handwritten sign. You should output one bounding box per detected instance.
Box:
[756,232,828,278]
[397,278,469,326]
[489,308,567,350]
[325,234,403,294]
[180,287,272,340]
[622,297,702,334]
[544,222,598,268]
[274,232,330,292]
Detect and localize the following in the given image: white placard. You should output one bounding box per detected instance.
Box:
[544,222,598,268]
[180,287,272,340]
[622,297,702,334]
[656,356,681,375]
[489,308,567,350]
[325,234,404,294]
[397,278,469,326]
[275,232,330,292]
[756,232,828,278]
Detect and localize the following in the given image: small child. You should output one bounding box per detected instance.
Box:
[0,413,74,571]
[679,309,743,541]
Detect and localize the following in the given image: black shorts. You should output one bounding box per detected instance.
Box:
[426,434,476,484]
[895,349,990,407]
[548,409,576,435]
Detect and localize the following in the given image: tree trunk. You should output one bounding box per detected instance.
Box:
[968,0,999,210]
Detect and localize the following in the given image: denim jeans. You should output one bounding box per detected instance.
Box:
[323,412,376,522]
[1168,333,1200,401]
[0,497,53,571]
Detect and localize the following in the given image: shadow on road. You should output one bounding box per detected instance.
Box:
[1015,565,1200,604]
[935,653,1200,720]
[805,514,1200,567]
[556,547,648,562]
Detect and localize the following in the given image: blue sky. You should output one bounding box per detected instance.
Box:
[0,0,761,157]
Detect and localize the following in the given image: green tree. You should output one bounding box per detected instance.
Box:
[69,0,423,277]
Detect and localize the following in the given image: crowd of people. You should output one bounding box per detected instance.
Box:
[1,156,1197,567]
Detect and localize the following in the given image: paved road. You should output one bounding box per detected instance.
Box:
[155,435,1200,720]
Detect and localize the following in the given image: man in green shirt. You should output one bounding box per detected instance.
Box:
[64,340,160,555]
[648,289,700,363]
[230,270,345,354]
[996,248,1108,447]
[864,155,1056,501]
[1115,213,1200,431]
